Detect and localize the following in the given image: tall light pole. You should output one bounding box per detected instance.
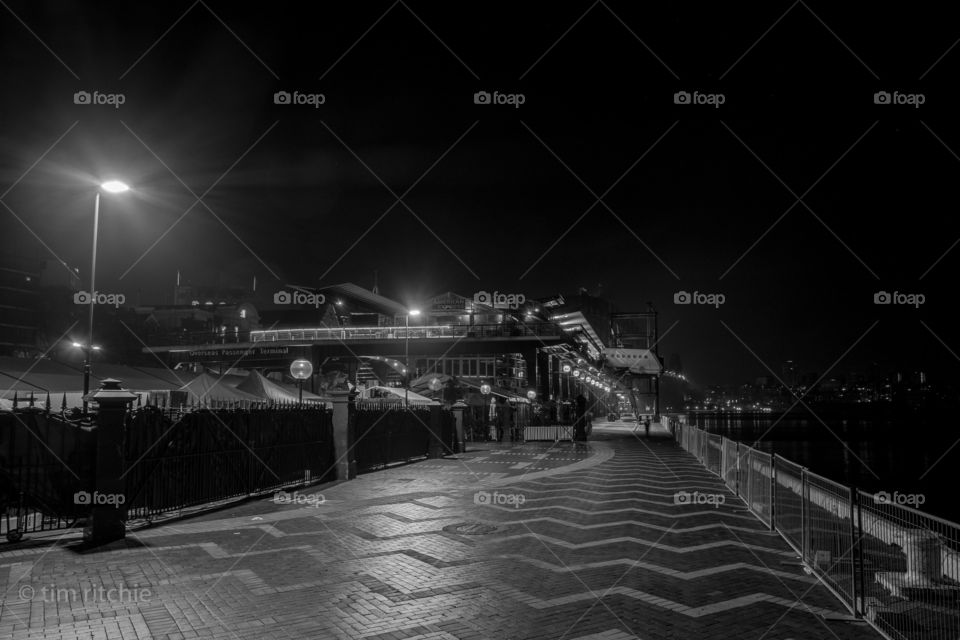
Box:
[82,181,130,413]
[405,309,420,407]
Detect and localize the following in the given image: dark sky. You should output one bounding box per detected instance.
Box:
[2,1,959,386]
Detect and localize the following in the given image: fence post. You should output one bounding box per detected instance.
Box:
[801,467,809,563]
[84,378,137,545]
[428,405,443,459]
[849,486,861,617]
[855,489,866,617]
[329,390,356,480]
[769,455,776,532]
[735,442,740,497]
[452,401,466,453]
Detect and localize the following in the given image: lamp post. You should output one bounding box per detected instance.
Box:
[290,359,313,406]
[82,181,130,414]
[404,309,420,407]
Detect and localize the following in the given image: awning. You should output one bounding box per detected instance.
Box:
[235,370,327,404]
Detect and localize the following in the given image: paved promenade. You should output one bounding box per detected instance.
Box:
[0,423,880,639]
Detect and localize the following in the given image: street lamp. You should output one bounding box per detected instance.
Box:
[405,309,420,407]
[290,359,313,406]
[82,180,130,413]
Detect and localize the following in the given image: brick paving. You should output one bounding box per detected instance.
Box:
[0,423,881,639]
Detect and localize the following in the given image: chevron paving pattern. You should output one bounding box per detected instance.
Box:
[0,426,880,639]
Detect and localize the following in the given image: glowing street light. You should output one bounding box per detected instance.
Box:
[404,309,421,407]
[82,181,131,413]
[290,358,313,406]
[100,180,130,193]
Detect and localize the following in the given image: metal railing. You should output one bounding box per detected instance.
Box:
[124,406,336,520]
[1,407,96,541]
[676,423,960,640]
[250,322,563,343]
[144,322,566,347]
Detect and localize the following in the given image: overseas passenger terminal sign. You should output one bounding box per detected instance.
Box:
[187,346,290,360]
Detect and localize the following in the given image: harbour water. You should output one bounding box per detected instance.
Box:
[691,414,960,524]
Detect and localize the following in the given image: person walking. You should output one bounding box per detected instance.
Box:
[644,415,651,438]
[574,394,587,443]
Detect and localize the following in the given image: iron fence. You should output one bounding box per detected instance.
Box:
[676,424,960,640]
[352,404,434,471]
[0,408,96,541]
[123,405,336,520]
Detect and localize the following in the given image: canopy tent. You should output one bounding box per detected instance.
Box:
[235,370,327,405]
[356,385,437,406]
[0,357,197,409]
[178,373,262,404]
[409,372,454,391]
[0,357,87,397]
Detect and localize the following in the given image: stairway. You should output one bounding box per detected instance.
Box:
[356,361,383,387]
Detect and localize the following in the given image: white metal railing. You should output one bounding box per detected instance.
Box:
[250,323,562,343]
[676,423,960,640]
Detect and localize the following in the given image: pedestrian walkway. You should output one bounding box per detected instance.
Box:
[0,425,880,639]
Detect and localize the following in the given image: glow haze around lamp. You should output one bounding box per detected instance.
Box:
[100,180,130,193]
[404,309,420,407]
[81,180,132,413]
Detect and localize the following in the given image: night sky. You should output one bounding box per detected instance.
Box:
[2,1,958,386]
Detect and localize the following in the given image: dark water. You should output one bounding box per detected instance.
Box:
[691,415,960,524]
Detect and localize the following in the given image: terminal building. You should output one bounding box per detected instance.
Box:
[135,283,663,417]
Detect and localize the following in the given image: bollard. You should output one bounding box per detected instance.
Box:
[901,530,943,582]
[329,390,356,480]
[451,401,466,453]
[83,378,137,545]
[875,529,948,598]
